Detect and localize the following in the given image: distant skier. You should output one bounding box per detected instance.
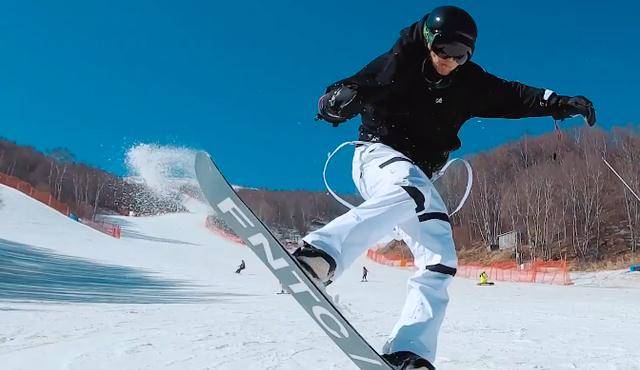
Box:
[293,5,596,369]
[478,271,494,286]
[278,282,291,294]
[361,266,369,282]
[235,260,245,274]
[479,271,488,285]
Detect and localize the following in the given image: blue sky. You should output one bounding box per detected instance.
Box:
[1,1,638,193]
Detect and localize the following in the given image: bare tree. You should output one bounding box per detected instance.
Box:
[613,128,640,252]
[92,176,107,220]
[469,169,502,247]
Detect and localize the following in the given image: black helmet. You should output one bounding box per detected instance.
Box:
[423,6,477,64]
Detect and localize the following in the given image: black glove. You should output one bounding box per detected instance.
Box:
[550,95,596,126]
[315,85,363,127]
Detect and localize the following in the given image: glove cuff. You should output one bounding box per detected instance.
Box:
[549,94,571,120]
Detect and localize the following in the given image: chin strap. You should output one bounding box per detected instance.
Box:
[323,141,473,217]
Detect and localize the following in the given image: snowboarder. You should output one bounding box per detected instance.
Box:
[235,259,245,274]
[293,5,596,369]
[362,266,369,282]
[479,271,488,285]
[478,271,494,286]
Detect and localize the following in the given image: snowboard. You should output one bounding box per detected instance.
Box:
[194,151,391,370]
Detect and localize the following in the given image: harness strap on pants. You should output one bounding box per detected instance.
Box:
[323,141,473,216]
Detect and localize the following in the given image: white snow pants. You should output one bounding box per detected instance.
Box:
[302,142,457,363]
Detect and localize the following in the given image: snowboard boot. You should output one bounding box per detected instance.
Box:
[292,242,336,286]
[382,351,435,370]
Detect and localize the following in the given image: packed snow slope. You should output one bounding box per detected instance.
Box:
[1,183,639,370]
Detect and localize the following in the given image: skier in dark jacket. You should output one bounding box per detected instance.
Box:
[235,260,245,274]
[362,266,369,282]
[294,5,595,369]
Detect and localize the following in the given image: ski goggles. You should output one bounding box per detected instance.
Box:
[430,41,471,65]
[424,27,473,65]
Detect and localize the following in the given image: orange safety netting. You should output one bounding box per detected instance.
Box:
[366,249,415,268]
[366,248,572,285]
[80,219,122,239]
[0,172,70,215]
[205,217,244,245]
[457,260,571,285]
[1,172,122,239]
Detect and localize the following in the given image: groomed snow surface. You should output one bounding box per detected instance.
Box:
[1,183,639,370]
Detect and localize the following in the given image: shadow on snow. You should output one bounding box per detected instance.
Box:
[0,238,247,304]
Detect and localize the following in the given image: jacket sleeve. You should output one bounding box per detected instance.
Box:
[326,19,426,105]
[470,66,557,119]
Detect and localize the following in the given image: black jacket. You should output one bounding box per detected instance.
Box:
[327,19,557,175]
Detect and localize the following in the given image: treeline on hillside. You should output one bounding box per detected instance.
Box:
[0,139,184,218]
[0,137,349,225]
[438,126,640,264]
[237,189,360,236]
[223,126,640,265]
[4,126,640,266]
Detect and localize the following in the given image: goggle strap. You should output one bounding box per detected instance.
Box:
[423,22,437,48]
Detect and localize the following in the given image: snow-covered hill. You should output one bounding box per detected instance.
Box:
[1,183,639,369]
